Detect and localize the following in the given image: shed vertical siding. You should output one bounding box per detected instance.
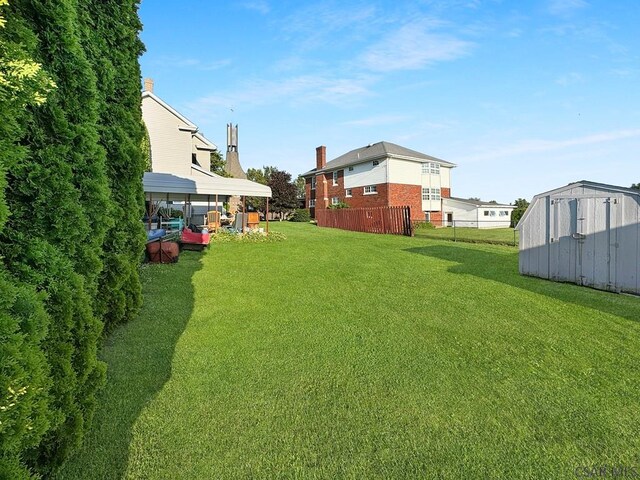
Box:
[617,195,640,292]
[518,182,640,295]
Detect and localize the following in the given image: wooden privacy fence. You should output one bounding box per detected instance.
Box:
[316,206,413,236]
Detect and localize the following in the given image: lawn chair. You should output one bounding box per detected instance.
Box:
[207,210,221,233]
[246,212,260,230]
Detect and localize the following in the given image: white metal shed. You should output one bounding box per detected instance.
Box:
[517,181,640,294]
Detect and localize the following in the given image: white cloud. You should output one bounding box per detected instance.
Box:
[361,19,473,72]
[280,2,379,51]
[186,74,375,118]
[548,0,588,16]
[241,1,270,15]
[459,129,640,163]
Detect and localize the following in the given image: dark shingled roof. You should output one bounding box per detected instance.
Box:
[303,141,455,176]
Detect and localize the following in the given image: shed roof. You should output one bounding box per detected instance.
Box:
[302,141,455,176]
[516,180,640,229]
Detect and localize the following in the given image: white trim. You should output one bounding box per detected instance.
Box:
[142,91,198,131]
[144,172,271,198]
[345,188,352,197]
[191,164,222,177]
[363,185,377,195]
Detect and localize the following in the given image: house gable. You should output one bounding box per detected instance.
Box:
[142,91,218,177]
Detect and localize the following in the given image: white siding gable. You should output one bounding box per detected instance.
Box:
[343,160,387,188]
[192,137,212,171]
[142,95,193,176]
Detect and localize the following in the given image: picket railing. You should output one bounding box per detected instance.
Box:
[315,206,413,236]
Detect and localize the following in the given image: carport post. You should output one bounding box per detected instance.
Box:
[242,195,247,231]
[148,193,152,230]
[266,197,269,233]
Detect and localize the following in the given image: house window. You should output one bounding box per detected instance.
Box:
[311,177,316,190]
[499,210,509,217]
[364,185,377,194]
[345,188,352,197]
[422,188,441,201]
[422,162,440,175]
[484,210,489,216]
[373,160,379,166]
[309,199,316,208]
[424,212,431,222]
[332,171,338,186]
[490,211,496,217]
[331,197,339,205]
[348,166,354,171]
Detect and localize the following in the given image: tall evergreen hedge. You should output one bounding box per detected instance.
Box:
[78,0,146,332]
[0,0,146,475]
[0,6,53,477]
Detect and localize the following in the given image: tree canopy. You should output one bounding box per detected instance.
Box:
[210,150,232,177]
[510,198,530,227]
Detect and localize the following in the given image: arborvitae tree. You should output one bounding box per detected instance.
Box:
[2,0,109,473]
[0,2,53,477]
[78,0,146,332]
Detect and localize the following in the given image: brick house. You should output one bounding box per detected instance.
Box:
[302,142,455,224]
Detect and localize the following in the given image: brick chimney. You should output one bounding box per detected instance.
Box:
[316,145,326,171]
[144,78,154,92]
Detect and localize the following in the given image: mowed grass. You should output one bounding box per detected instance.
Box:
[415,225,519,246]
[57,223,640,479]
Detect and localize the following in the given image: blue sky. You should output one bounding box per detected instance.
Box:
[139,0,639,203]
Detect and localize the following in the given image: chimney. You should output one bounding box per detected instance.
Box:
[144,78,154,93]
[316,145,326,170]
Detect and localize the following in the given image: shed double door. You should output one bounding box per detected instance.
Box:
[550,196,617,291]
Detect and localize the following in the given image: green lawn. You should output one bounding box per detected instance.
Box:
[57,223,640,479]
[415,225,519,246]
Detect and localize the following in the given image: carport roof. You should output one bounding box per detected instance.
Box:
[143,171,271,199]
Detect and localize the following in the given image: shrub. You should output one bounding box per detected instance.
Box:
[289,209,311,222]
[328,202,349,209]
[414,221,436,230]
[210,231,287,243]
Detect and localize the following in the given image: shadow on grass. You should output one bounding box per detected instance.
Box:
[404,244,640,323]
[56,252,204,480]
[414,230,518,247]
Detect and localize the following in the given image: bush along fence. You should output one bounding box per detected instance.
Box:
[316,206,413,236]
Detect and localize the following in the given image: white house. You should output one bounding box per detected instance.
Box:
[140,79,270,224]
[442,197,515,228]
[141,79,218,178]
